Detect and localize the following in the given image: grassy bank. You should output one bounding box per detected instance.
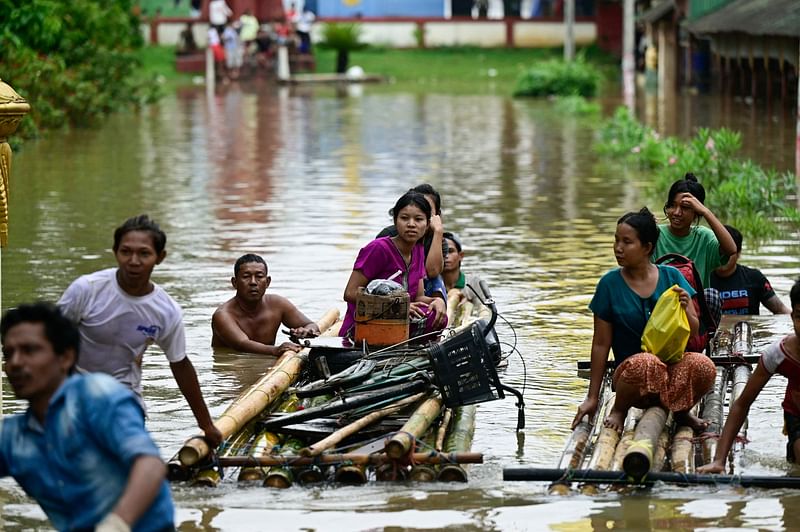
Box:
[134,45,198,92]
[135,45,617,95]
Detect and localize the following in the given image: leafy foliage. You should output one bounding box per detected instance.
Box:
[317,23,367,53]
[553,95,600,116]
[596,107,799,240]
[513,57,601,98]
[0,0,158,139]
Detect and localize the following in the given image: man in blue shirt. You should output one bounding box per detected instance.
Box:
[0,303,174,532]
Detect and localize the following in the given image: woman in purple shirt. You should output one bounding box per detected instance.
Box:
[340,191,447,337]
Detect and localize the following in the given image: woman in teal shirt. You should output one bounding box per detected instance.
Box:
[573,208,716,433]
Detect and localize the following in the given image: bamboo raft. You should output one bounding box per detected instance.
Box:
[172,286,510,487]
[524,320,756,491]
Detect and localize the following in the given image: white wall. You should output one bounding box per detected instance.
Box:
[145,20,597,49]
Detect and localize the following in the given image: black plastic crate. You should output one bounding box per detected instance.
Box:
[427,319,505,408]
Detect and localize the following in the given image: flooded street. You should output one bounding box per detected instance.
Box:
[2,81,800,530]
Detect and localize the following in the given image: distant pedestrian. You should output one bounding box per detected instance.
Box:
[222,23,243,80]
[295,7,315,54]
[209,0,233,36]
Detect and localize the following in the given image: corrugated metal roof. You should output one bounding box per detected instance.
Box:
[638,1,675,24]
[687,0,800,37]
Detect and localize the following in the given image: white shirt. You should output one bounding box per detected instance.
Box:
[209,0,233,26]
[296,11,315,33]
[57,268,186,407]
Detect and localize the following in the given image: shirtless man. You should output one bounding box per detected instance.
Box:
[212,254,319,355]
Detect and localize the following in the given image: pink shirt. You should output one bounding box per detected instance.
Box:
[339,237,425,337]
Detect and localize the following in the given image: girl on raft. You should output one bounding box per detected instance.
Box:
[339,190,448,338]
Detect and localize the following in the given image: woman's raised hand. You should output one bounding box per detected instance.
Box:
[677,192,709,218]
[430,214,443,235]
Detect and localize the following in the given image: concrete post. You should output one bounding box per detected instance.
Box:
[0,79,31,416]
[205,46,215,95]
[564,0,575,61]
[622,0,636,110]
[277,45,290,82]
[796,41,799,199]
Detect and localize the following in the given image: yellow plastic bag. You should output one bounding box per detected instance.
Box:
[641,284,689,364]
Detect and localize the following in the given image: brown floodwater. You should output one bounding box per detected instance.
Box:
[1,81,799,531]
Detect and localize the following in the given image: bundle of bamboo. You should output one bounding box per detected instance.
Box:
[549,320,757,492]
[173,286,497,487]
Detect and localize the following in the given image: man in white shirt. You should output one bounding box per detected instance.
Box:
[208,0,233,35]
[58,214,222,448]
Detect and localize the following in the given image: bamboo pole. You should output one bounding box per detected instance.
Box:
[446,289,461,325]
[731,321,752,358]
[300,393,425,457]
[586,394,619,471]
[610,408,643,471]
[263,436,305,489]
[435,408,453,451]
[237,395,299,481]
[334,462,368,484]
[731,364,752,439]
[651,425,670,472]
[458,300,475,326]
[296,464,325,485]
[385,394,443,460]
[409,428,439,481]
[178,309,339,466]
[437,404,477,482]
[375,462,408,481]
[193,422,257,487]
[623,406,668,479]
[237,430,281,481]
[700,368,728,465]
[504,468,800,488]
[167,458,193,482]
[556,420,592,470]
[217,452,483,467]
[670,426,694,473]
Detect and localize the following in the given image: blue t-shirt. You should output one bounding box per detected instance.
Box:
[0,373,174,532]
[589,264,696,364]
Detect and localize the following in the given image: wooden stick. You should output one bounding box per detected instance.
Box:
[216,452,483,467]
[300,393,425,457]
[178,310,340,466]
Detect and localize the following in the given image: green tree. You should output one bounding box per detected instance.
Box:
[0,0,155,139]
